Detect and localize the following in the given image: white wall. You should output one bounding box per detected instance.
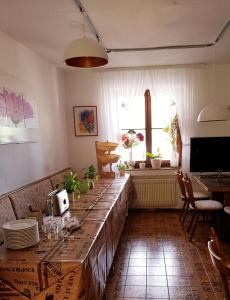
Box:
[0,30,69,194]
[64,64,230,173]
[64,69,101,173]
[182,64,230,171]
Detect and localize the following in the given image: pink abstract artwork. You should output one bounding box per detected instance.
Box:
[0,88,37,128]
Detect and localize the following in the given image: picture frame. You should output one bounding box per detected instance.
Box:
[73,105,98,137]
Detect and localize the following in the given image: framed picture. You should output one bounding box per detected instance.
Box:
[73,106,98,137]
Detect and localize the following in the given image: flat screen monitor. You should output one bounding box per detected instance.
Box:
[190,136,230,173]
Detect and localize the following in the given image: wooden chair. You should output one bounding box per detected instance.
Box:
[175,170,210,225]
[208,227,230,300]
[182,174,223,241]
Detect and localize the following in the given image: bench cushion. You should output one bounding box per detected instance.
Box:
[0,196,16,243]
[9,179,53,219]
[50,169,71,189]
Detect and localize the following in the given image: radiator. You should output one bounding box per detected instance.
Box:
[131,177,177,208]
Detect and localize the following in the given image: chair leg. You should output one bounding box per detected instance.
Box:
[188,211,196,233]
[189,213,199,242]
[181,200,189,225]
[179,200,187,220]
[214,212,221,237]
[220,273,230,300]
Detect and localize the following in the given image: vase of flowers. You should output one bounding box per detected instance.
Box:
[146,147,162,169]
[163,114,179,167]
[121,129,144,169]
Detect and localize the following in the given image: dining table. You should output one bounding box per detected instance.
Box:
[194,175,230,239]
[0,175,130,300]
[194,175,230,205]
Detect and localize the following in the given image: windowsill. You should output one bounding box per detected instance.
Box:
[126,167,176,177]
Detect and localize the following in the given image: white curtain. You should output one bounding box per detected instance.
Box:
[98,69,149,142]
[147,67,203,170]
[98,66,203,170]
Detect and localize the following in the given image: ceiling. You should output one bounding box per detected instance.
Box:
[0,0,229,69]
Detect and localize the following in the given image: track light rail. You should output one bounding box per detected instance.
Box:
[73,0,230,54]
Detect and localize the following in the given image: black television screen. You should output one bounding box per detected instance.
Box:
[190,136,230,172]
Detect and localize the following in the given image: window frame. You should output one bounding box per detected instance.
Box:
[121,89,182,168]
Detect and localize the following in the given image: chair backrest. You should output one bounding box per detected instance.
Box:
[175,169,186,199]
[182,174,196,208]
[208,227,230,300]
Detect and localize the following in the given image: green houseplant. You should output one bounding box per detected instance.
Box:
[117,161,126,176]
[63,171,80,200]
[163,114,179,167]
[85,165,98,188]
[146,147,162,169]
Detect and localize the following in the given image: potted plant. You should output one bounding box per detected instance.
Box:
[63,171,80,201]
[79,178,90,194]
[85,165,98,188]
[163,114,179,167]
[117,161,126,176]
[146,147,162,169]
[139,153,146,169]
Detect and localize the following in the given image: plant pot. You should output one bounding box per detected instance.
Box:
[119,169,126,176]
[89,179,95,189]
[68,192,75,201]
[139,162,146,169]
[151,159,162,169]
[80,179,90,193]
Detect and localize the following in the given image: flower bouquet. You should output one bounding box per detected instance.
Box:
[121,129,144,169]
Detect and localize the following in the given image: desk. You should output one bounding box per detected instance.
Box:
[194,176,230,205]
[0,176,130,300]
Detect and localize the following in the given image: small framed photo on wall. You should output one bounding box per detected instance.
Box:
[73,106,98,136]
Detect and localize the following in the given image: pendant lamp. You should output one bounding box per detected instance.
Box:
[197,43,230,122]
[197,104,230,122]
[64,37,108,68]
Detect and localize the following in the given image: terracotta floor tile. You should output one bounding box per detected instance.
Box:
[164,258,184,267]
[146,286,169,298]
[168,286,193,299]
[130,251,146,259]
[129,258,146,267]
[166,266,187,276]
[167,275,189,287]
[147,250,164,258]
[191,286,218,300]
[164,251,181,259]
[105,211,228,300]
[147,258,165,267]
[124,285,146,298]
[127,266,146,276]
[147,275,167,286]
[126,275,146,286]
[147,266,166,276]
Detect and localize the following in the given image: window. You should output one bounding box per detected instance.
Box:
[119,89,177,164]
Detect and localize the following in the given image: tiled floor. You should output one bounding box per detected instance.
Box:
[105,210,230,300]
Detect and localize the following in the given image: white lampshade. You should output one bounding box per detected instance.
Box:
[64,37,108,68]
[197,104,230,122]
